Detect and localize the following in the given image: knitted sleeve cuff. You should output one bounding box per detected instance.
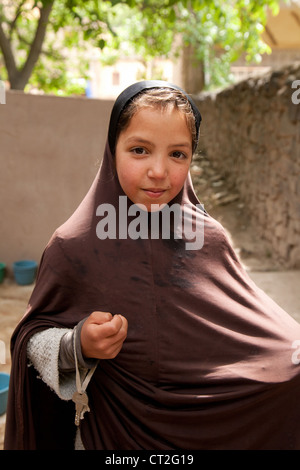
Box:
[27,322,99,401]
[27,327,76,400]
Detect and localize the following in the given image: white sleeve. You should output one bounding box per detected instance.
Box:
[27,327,77,401]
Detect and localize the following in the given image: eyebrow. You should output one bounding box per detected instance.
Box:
[124,137,152,145]
[124,136,192,149]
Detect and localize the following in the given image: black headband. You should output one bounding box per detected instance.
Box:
[108,80,202,154]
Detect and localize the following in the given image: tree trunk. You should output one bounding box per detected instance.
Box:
[0,1,54,90]
[181,44,205,95]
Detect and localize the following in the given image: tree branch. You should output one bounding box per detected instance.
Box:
[0,17,17,81]
[12,1,55,89]
[9,0,27,39]
[17,31,63,61]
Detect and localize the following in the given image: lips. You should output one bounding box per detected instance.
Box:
[143,188,167,198]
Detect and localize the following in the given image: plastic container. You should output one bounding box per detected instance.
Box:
[0,373,10,415]
[13,260,37,285]
[0,262,5,283]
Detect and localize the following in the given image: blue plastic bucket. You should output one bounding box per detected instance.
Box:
[0,373,10,415]
[13,260,37,285]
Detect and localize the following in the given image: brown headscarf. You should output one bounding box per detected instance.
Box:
[5,81,300,450]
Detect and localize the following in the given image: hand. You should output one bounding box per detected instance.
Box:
[80,311,128,360]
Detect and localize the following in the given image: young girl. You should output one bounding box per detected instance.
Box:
[5,80,300,450]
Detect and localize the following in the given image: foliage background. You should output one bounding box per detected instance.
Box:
[0,0,283,94]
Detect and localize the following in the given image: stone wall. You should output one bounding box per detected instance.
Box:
[195,62,300,268]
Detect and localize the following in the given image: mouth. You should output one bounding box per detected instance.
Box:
[143,188,167,198]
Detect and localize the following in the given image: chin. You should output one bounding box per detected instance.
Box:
[135,201,168,213]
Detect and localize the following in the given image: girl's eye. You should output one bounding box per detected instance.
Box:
[131,147,147,155]
[171,151,187,159]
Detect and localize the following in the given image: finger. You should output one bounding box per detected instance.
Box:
[98,314,126,338]
[99,335,127,359]
[88,311,113,325]
[118,315,128,330]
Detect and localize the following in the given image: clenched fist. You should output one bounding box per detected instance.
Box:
[80,311,128,360]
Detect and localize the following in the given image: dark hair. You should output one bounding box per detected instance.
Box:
[116,87,198,152]
[108,80,202,155]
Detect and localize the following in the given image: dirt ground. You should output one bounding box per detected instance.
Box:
[0,151,299,450]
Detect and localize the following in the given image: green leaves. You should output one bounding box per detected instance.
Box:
[97,38,106,49]
[0,0,283,92]
[113,0,282,89]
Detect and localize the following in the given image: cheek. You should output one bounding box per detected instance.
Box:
[116,160,139,194]
[171,165,190,190]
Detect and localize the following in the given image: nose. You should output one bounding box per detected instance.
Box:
[147,155,168,179]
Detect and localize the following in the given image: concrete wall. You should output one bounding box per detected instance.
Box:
[196,62,300,268]
[0,91,113,273]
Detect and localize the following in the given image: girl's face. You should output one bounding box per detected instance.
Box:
[115,107,193,212]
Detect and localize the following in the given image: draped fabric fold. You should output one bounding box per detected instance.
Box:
[5,81,300,450]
